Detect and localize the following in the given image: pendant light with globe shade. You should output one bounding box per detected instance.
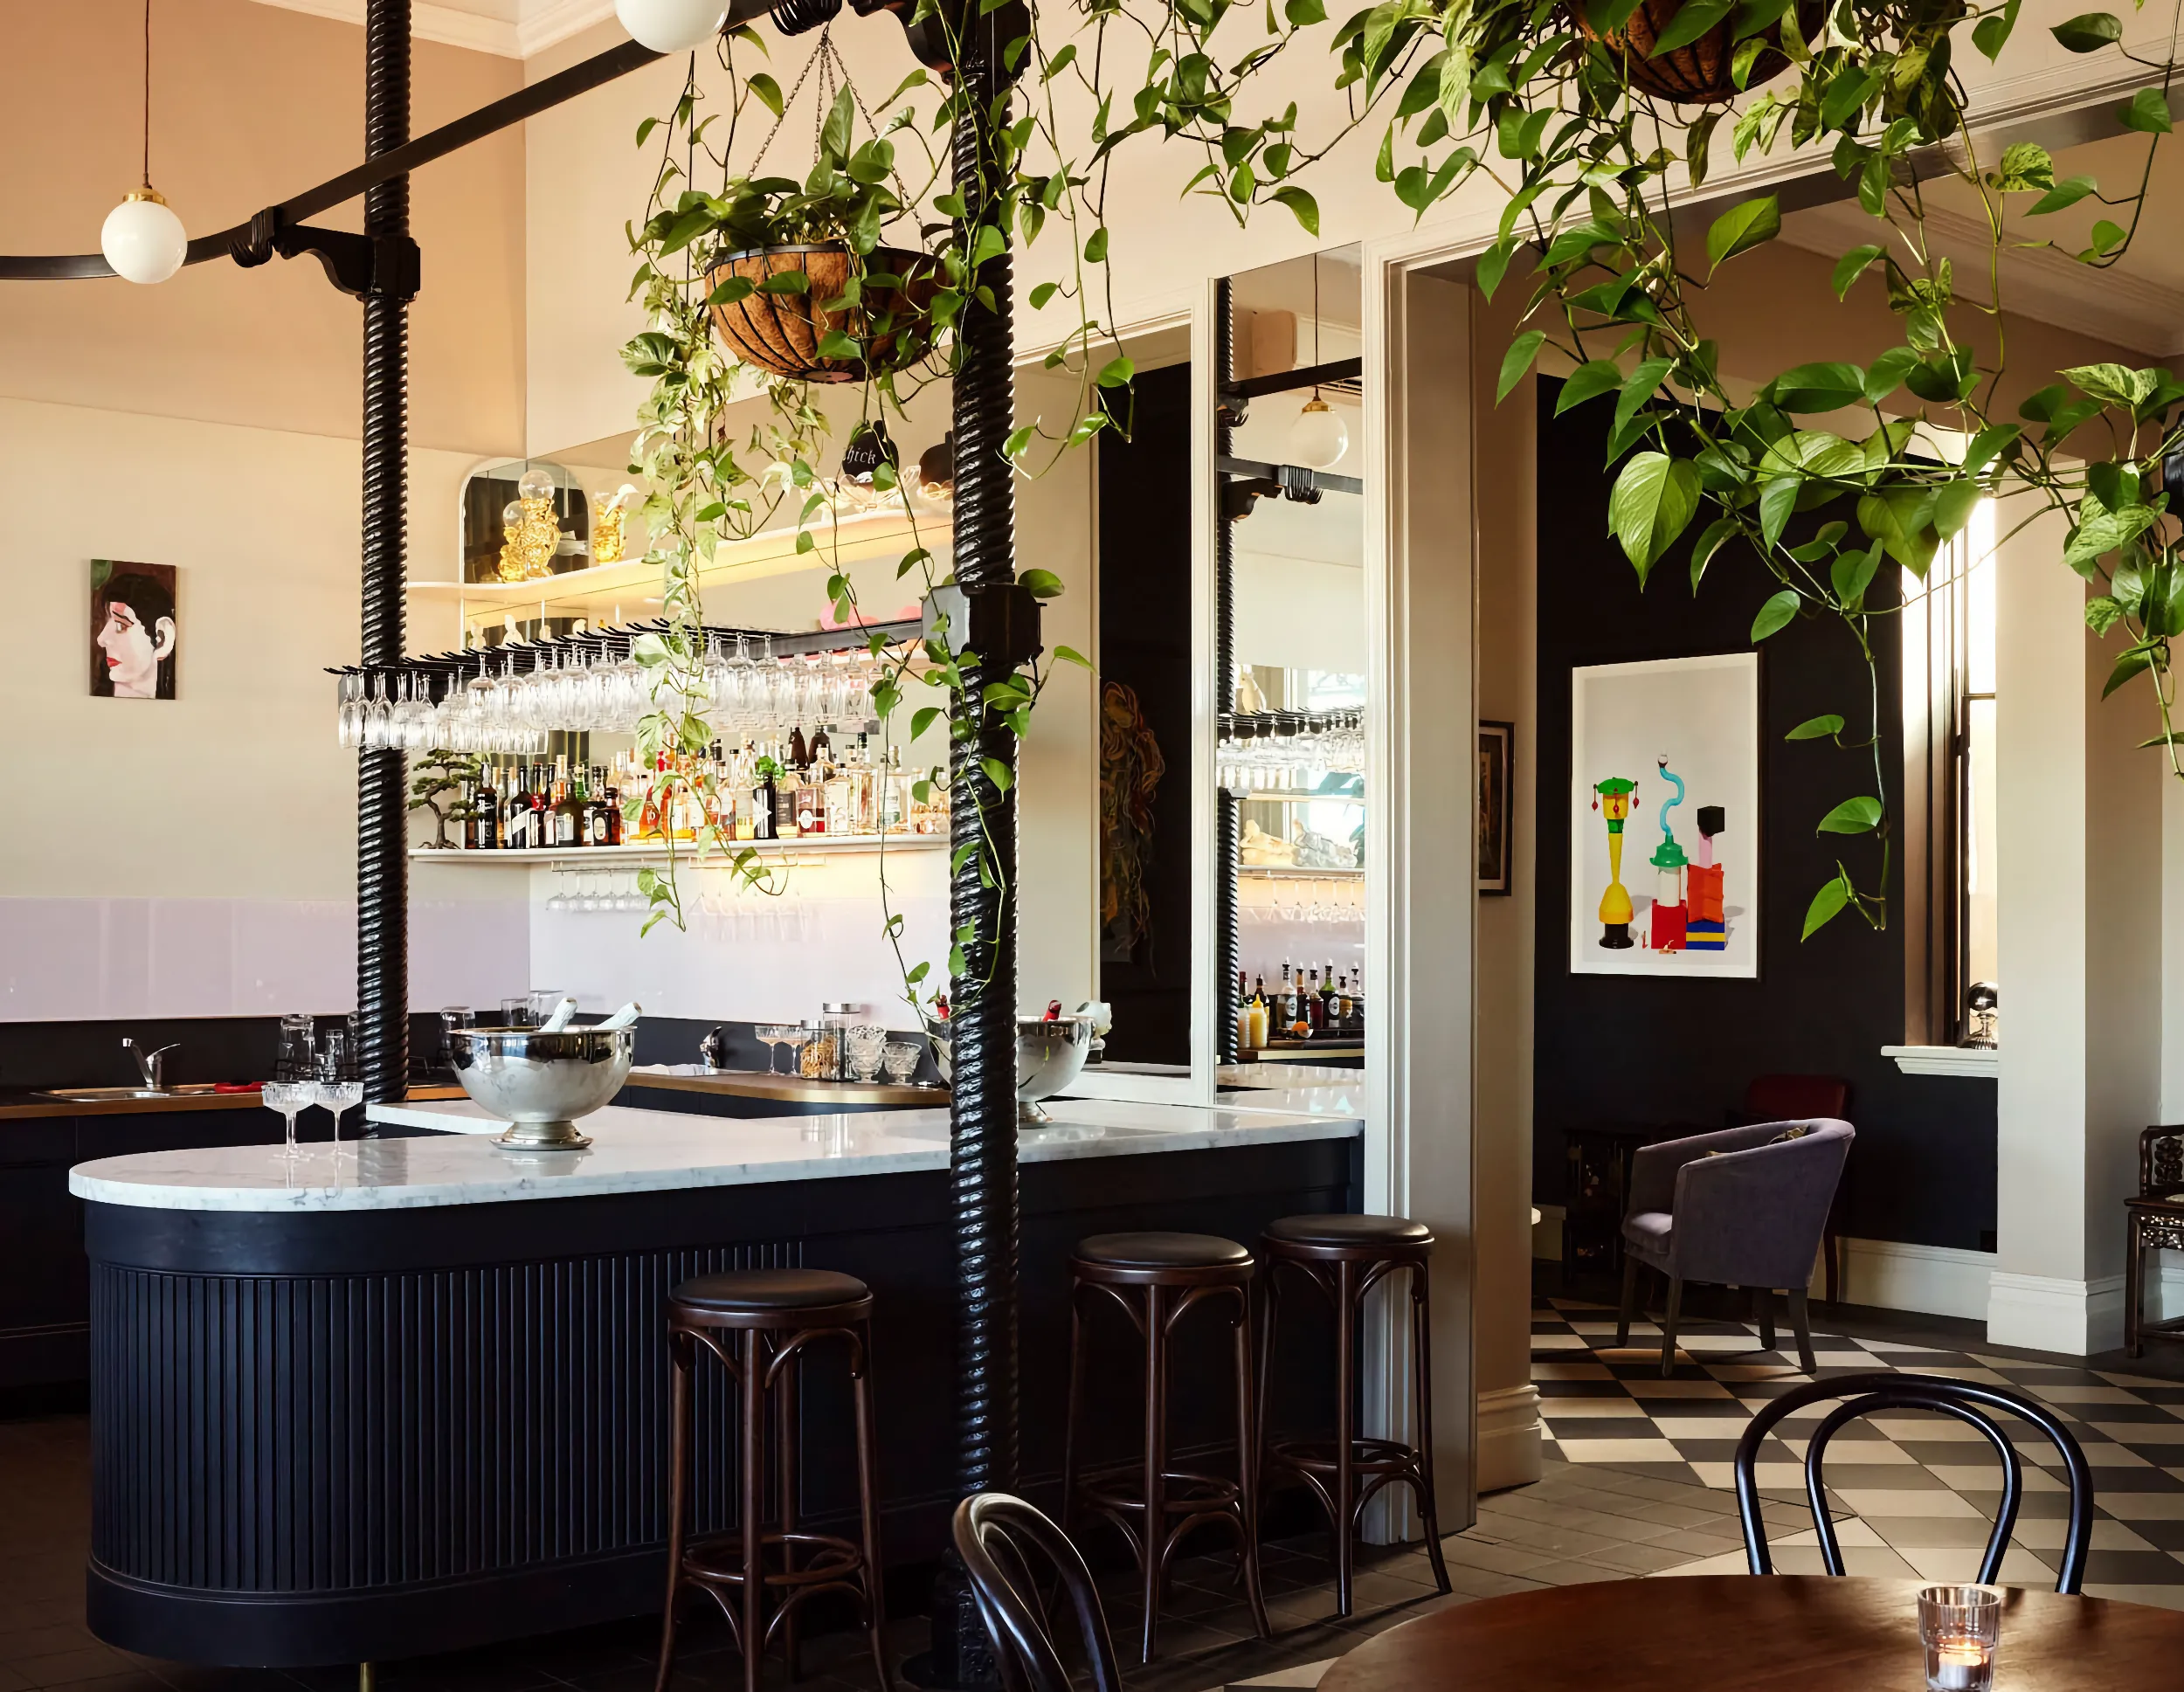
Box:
[1287,252,1350,471]
[100,0,188,286]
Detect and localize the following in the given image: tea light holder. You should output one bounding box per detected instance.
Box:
[1918,1584,2001,1691]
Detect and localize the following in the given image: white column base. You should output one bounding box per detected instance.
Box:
[1987,1270,2125,1357]
[1476,1383,1543,1494]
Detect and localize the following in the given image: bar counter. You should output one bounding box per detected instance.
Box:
[72,1097,1363,1668]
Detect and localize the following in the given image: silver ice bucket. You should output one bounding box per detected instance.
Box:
[449,1025,636,1150]
[923,1014,1097,1123]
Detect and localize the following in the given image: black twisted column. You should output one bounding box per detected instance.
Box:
[1214,280,1240,1062]
[909,1,1023,1684]
[357,0,411,1103]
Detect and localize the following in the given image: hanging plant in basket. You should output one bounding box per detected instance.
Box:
[636,56,947,388]
[1567,0,1823,103]
[705,239,941,383]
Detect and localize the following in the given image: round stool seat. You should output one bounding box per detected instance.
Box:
[1266,1213,1432,1249]
[671,1268,869,1315]
[1076,1231,1251,1270]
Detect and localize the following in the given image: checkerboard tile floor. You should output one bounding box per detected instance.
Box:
[1534,1294,2184,1606]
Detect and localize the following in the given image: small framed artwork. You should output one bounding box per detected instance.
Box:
[91,560,179,700]
[1569,652,1759,978]
[1478,720,1514,896]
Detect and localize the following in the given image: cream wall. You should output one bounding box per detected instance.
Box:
[0,0,527,453]
[0,395,522,1019]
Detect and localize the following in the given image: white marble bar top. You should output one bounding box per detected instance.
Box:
[68,1097,1363,1213]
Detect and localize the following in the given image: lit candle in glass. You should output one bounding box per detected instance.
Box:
[1918,1585,2001,1692]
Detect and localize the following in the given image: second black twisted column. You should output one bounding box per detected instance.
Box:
[358,0,411,1103]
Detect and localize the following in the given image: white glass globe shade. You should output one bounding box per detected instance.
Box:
[517,466,555,501]
[1288,397,1349,470]
[615,0,725,51]
[100,190,187,286]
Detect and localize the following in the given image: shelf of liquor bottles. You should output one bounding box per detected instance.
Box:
[411,837,945,867]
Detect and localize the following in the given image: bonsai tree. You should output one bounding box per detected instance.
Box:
[408,750,482,851]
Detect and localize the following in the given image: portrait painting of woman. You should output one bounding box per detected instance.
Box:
[90,561,178,700]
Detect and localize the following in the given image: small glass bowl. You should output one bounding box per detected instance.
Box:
[882,1039,923,1084]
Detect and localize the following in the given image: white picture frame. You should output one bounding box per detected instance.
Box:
[1568,653,1759,979]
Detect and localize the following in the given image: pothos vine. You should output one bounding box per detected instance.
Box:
[615,0,2184,1013]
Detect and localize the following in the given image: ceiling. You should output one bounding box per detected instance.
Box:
[1782,132,2184,360]
[242,0,613,58]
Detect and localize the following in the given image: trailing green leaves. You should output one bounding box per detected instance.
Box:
[1609,452,1702,583]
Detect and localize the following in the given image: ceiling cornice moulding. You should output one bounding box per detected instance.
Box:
[242,0,619,59]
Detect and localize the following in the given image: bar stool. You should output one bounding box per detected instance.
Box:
[654,1267,888,1692]
[1257,1214,1451,1615]
[1062,1231,1271,1661]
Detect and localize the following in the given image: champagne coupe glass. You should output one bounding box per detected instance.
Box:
[265,1020,316,1159]
[754,1024,792,1074]
[881,1040,922,1084]
[315,1028,363,1150]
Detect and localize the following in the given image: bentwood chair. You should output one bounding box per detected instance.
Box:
[2125,1125,2184,1357]
[954,1493,1125,1692]
[1733,1371,2095,1593]
[1615,1119,1853,1376]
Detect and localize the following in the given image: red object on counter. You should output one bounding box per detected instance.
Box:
[212,1082,262,1094]
[1044,999,1061,1020]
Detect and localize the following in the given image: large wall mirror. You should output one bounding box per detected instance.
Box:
[1216,249,1366,1080]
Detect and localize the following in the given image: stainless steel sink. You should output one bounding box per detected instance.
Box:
[36,1083,239,1102]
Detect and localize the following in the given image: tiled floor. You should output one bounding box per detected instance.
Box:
[14,1288,2184,1692]
[1534,1290,2184,1606]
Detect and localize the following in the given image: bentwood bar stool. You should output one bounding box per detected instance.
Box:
[1062,1232,1272,1661]
[1257,1214,1451,1614]
[654,1268,888,1692]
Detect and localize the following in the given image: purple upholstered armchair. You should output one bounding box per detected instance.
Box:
[1614,1119,1854,1378]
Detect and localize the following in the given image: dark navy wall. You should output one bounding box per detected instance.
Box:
[1529,378,1996,1252]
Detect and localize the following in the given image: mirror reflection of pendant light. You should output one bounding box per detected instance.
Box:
[1287,251,1350,471]
[615,0,727,52]
[100,0,186,286]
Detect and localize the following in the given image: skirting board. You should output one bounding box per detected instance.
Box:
[1988,1270,2125,1357]
[1531,1207,1996,1324]
[1477,1383,1542,1494]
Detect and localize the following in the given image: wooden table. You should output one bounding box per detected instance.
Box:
[1317,1577,2184,1691]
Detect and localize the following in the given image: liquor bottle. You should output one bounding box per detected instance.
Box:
[1247,984,1268,1049]
[788,724,809,770]
[1278,961,1296,1028]
[1305,966,1324,1032]
[598,768,623,846]
[795,763,826,835]
[637,759,663,843]
[879,746,907,832]
[529,762,553,850]
[474,765,499,850]
[505,764,533,850]
[752,761,779,840]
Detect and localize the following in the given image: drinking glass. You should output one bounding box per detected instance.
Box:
[363,673,392,749]
[315,1029,364,1149]
[528,988,566,1027]
[1918,1585,2000,1691]
[439,1006,472,1071]
[881,1040,923,1084]
[754,1024,797,1075]
[500,994,533,1029]
[335,674,363,748]
[262,1078,315,1159]
[846,1024,888,1082]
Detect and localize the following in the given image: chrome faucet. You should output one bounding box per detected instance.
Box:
[123,1038,180,1090]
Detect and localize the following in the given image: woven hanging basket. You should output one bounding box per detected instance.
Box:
[704,243,942,383]
[1572,0,1814,102]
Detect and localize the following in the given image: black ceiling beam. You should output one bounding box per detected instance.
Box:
[0,36,667,281]
[1223,356,1363,401]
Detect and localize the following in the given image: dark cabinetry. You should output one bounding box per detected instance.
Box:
[0,1108,284,1391]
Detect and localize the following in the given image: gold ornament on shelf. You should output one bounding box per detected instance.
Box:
[496,500,528,583]
[515,466,562,581]
[591,483,638,566]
